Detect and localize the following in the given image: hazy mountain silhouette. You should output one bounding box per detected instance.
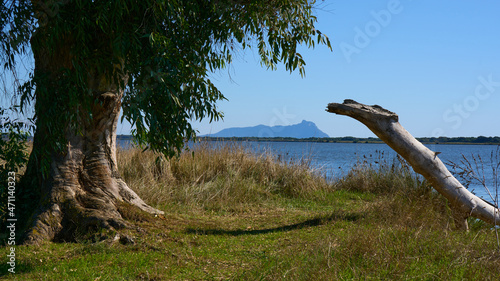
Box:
[204,120,329,138]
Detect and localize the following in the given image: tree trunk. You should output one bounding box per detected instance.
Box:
[19,31,163,245]
[327,99,500,230]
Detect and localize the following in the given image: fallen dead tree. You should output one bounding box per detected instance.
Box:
[327,99,499,230]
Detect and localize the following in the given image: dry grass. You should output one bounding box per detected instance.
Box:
[3,141,500,280]
[335,154,452,230]
[116,141,467,231]
[118,141,331,213]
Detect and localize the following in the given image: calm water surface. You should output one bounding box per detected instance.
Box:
[120,139,499,203]
[245,141,499,203]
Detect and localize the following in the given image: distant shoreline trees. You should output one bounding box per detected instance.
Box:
[188,136,500,145]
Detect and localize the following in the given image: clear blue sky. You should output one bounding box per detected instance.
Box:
[159,0,500,138]
[3,1,499,138]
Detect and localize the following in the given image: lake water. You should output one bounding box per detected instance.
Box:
[244,141,499,203]
[119,139,499,203]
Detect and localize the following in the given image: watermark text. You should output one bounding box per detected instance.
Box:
[6,171,16,274]
[432,74,500,137]
[340,0,404,63]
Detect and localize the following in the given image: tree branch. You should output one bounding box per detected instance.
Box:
[327,99,500,230]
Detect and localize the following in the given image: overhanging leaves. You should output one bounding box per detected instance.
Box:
[2,0,331,158]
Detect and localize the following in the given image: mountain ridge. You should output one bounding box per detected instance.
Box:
[203,120,329,138]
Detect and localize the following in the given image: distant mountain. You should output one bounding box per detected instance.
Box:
[204,120,329,138]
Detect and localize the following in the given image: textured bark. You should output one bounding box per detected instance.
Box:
[23,93,163,245]
[327,99,500,230]
[20,31,163,245]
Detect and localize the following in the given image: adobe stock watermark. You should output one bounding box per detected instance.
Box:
[340,0,405,63]
[258,106,297,138]
[431,74,500,137]
[6,171,17,274]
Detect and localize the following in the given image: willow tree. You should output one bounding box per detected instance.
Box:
[0,1,330,244]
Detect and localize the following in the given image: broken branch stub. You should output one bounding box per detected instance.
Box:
[327,99,500,230]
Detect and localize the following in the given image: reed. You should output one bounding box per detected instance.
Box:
[2,141,499,280]
[118,141,332,213]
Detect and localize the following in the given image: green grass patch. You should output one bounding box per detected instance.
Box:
[1,142,500,280]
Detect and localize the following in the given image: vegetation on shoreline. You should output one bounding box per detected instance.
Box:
[187,135,500,145]
[2,142,500,280]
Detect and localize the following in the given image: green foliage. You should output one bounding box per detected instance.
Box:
[0,0,33,69]
[0,110,29,174]
[0,107,30,223]
[1,0,331,160]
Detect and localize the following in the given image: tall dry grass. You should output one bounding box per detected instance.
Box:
[118,141,455,229]
[117,142,332,212]
[335,153,452,229]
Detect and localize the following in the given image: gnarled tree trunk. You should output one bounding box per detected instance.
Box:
[19,31,162,245]
[327,99,500,230]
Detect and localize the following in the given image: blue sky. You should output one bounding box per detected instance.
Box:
[2,1,499,138]
[163,0,500,138]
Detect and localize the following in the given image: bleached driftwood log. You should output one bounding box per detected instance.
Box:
[327,99,500,230]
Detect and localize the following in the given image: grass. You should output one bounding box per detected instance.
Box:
[2,141,500,280]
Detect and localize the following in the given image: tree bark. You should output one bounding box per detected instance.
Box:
[327,99,500,230]
[19,31,163,245]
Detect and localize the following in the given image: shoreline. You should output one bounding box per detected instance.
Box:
[117,135,500,146]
